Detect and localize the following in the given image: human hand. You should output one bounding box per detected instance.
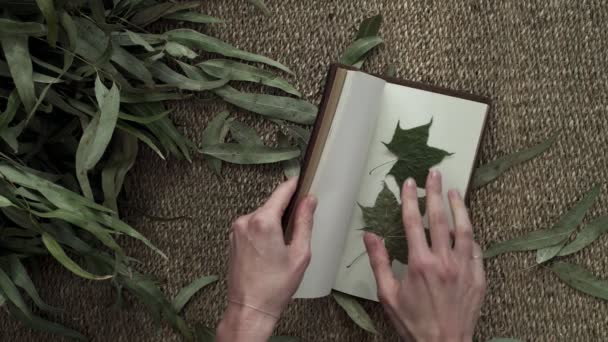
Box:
[363,170,486,342]
[217,178,317,342]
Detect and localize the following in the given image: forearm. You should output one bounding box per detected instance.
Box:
[216,303,278,342]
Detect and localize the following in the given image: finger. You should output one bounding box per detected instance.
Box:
[261,177,298,215]
[363,232,399,303]
[472,242,485,274]
[426,169,451,254]
[289,195,317,252]
[401,178,429,257]
[448,189,474,257]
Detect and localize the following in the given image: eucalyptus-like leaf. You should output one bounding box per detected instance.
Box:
[0,267,31,318]
[125,29,155,51]
[472,134,558,189]
[558,216,608,257]
[201,111,230,175]
[332,290,378,334]
[338,36,383,66]
[35,0,58,46]
[165,41,198,59]
[550,262,608,301]
[199,59,301,96]
[42,233,113,280]
[0,18,47,36]
[8,255,62,313]
[163,11,224,24]
[150,62,229,91]
[201,143,300,164]
[172,275,218,313]
[130,1,200,27]
[229,120,263,146]
[356,14,382,40]
[102,131,138,212]
[7,305,86,341]
[0,34,36,114]
[167,28,293,74]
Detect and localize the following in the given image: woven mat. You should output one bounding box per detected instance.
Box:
[2,0,608,341]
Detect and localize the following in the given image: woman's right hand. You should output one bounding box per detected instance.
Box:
[363,170,486,342]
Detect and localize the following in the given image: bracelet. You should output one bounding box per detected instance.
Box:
[227,298,280,319]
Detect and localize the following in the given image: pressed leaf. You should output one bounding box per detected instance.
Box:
[42,233,112,280]
[550,262,608,301]
[332,290,378,334]
[1,34,36,114]
[338,36,383,66]
[558,216,608,256]
[199,59,301,96]
[165,41,198,59]
[172,275,218,313]
[150,62,229,91]
[536,185,601,263]
[0,18,47,36]
[214,86,316,124]
[167,28,293,74]
[229,120,263,146]
[472,134,558,189]
[0,267,31,318]
[484,185,601,259]
[8,255,62,313]
[201,111,230,175]
[163,11,224,24]
[35,0,58,46]
[202,143,300,164]
[384,119,452,187]
[356,14,382,40]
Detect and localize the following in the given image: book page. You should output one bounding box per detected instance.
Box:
[293,71,386,298]
[333,82,488,301]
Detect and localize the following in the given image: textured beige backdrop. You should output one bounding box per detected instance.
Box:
[2,0,608,341]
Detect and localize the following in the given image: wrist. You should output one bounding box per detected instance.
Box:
[216,302,278,342]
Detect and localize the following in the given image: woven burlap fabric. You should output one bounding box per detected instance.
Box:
[2,0,607,341]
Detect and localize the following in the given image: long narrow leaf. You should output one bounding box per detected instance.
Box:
[0,267,31,318]
[201,111,230,175]
[172,275,218,313]
[163,11,223,24]
[201,143,300,164]
[41,233,112,280]
[150,62,229,91]
[338,36,383,66]
[332,291,378,334]
[8,255,62,313]
[551,262,608,300]
[102,131,138,211]
[1,34,36,114]
[7,303,86,340]
[558,216,608,256]
[35,0,58,46]
[229,120,263,146]
[0,18,47,36]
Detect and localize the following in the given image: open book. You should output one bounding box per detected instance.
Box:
[284,65,490,301]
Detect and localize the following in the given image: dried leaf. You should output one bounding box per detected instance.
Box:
[536,185,601,263]
[558,216,608,256]
[339,36,383,66]
[201,143,300,164]
[332,290,378,334]
[247,0,271,15]
[172,275,218,313]
[202,111,230,175]
[472,134,557,189]
[550,262,608,301]
[163,11,224,24]
[229,120,263,146]
[35,0,58,46]
[484,185,601,259]
[165,41,198,59]
[1,34,36,114]
[167,28,293,74]
[384,119,452,187]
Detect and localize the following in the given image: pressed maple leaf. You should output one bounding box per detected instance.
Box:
[384,119,453,187]
[359,183,429,263]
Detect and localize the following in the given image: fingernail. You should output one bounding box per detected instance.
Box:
[308,195,318,210]
[430,169,440,179]
[449,189,461,199]
[405,178,415,188]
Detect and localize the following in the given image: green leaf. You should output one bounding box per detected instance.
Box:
[58,11,77,70]
[35,0,58,46]
[359,183,430,263]
[0,18,47,36]
[1,34,36,114]
[550,262,608,301]
[356,14,382,40]
[338,36,383,66]
[117,121,165,159]
[0,267,31,318]
[130,1,200,27]
[536,185,601,263]
[163,11,224,24]
[121,91,185,103]
[201,143,300,164]
[384,119,452,187]
[0,90,20,130]
[172,275,218,313]
[150,62,229,91]
[166,28,293,74]
[247,0,271,16]
[199,59,301,96]
[165,41,198,59]
[7,305,86,341]
[42,233,112,280]
[8,255,62,313]
[383,64,397,78]
[278,132,300,178]
[484,185,601,259]
[558,216,608,256]
[125,29,155,51]
[75,78,120,199]
[0,194,13,207]
[472,134,557,189]
[102,131,138,212]
[194,324,215,342]
[214,86,316,124]
[332,290,378,334]
[229,120,263,146]
[201,111,230,175]
[111,44,155,86]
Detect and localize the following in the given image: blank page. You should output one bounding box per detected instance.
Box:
[294,71,386,298]
[333,81,489,301]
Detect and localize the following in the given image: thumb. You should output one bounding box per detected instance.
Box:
[363,232,399,304]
